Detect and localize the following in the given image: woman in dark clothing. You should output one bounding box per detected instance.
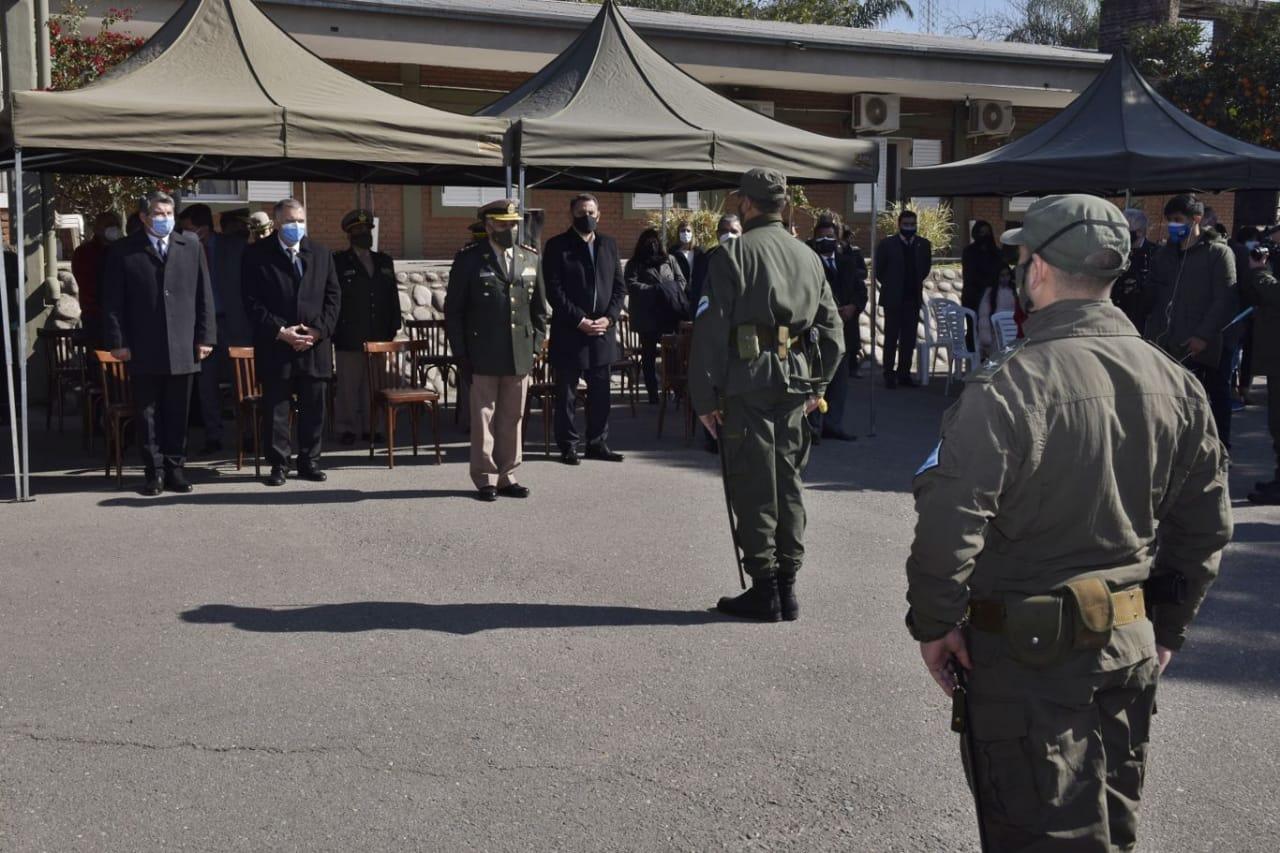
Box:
[625,228,689,404]
[961,219,1003,349]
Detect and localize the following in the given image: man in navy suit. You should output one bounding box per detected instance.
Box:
[542,194,627,465]
[241,199,341,487]
[102,191,216,495]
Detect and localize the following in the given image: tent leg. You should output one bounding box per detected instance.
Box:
[0,177,21,502]
[505,166,513,199]
[515,165,527,280]
[867,183,877,439]
[14,148,31,500]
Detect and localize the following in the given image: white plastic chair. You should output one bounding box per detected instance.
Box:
[915,301,945,386]
[927,298,978,395]
[990,310,1020,354]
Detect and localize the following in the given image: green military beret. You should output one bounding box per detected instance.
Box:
[739,167,787,204]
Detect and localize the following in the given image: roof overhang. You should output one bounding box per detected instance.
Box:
[81,0,1106,108]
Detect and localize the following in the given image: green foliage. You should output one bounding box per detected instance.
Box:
[645,205,727,250]
[877,200,954,256]
[605,0,912,28]
[1131,8,1280,150]
[48,2,191,220]
[947,0,1098,49]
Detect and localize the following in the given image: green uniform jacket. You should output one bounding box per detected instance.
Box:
[332,248,402,352]
[906,300,1231,663]
[688,214,843,414]
[1143,229,1237,368]
[445,240,548,378]
[1240,266,1280,376]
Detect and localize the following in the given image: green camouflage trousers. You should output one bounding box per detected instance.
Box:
[721,388,811,579]
[963,655,1160,852]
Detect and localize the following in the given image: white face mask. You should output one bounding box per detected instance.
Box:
[719,232,739,244]
[102,226,121,243]
[678,230,693,244]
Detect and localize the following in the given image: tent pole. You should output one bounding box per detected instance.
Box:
[515,164,527,280]
[0,177,21,501]
[867,181,877,439]
[505,165,513,199]
[13,148,31,500]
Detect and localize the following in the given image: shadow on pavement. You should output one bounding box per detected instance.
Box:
[180,601,735,634]
[100,488,477,507]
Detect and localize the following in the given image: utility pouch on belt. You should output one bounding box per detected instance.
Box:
[1003,595,1070,668]
[1065,578,1115,650]
[734,325,761,360]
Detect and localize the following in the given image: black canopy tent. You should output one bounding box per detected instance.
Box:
[901,49,1280,198]
[480,0,878,194]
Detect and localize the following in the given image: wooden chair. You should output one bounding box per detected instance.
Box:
[524,340,556,457]
[228,346,263,476]
[656,328,695,441]
[404,319,460,422]
[364,340,441,468]
[609,312,640,417]
[38,327,90,435]
[93,350,134,488]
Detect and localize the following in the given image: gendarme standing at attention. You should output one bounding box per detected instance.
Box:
[688,168,843,622]
[905,194,1232,851]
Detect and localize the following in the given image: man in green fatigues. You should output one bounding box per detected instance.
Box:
[906,195,1232,851]
[688,168,843,622]
[446,199,548,503]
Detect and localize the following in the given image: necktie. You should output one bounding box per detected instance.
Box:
[291,250,303,278]
[157,239,167,262]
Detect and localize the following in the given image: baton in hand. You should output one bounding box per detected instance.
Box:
[713,397,747,591]
[951,664,990,852]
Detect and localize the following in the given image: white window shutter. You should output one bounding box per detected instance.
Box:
[910,139,943,208]
[247,181,292,202]
[442,187,506,209]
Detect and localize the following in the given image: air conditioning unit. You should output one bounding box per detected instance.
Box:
[853,94,900,134]
[969,99,1015,137]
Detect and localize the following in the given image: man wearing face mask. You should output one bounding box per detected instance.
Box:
[543,193,627,465]
[1112,208,1157,331]
[101,191,216,495]
[1144,194,1238,447]
[332,209,401,446]
[71,210,123,348]
[241,198,342,486]
[447,199,548,501]
[874,210,932,388]
[807,216,866,442]
[690,214,741,310]
[906,194,1230,851]
[689,168,843,622]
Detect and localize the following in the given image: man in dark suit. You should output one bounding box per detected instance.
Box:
[874,209,932,388]
[808,217,867,441]
[543,193,626,465]
[690,214,741,310]
[241,198,341,486]
[102,191,216,495]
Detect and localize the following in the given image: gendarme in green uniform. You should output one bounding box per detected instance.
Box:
[688,168,843,622]
[906,195,1232,851]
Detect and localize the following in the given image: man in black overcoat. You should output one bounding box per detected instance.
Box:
[102,190,216,495]
[241,198,341,486]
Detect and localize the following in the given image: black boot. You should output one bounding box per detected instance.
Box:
[777,573,799,622]
[716,575,781,622]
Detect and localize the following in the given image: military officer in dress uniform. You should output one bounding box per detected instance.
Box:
[445,199,549,502]
[332,209,402,445]
[906,195,1232,851]
[688,168,844,621]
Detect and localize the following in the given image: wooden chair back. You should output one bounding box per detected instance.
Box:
[404,319,451,359]
[93,350,132,409]
[228,346,260,401]
[616,312,640,358]
[659,334,685,388]
[39,328,86,375]
[364,340,431,393]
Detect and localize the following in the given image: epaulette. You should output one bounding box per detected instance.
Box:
[520,243,539,255]
[459,240,483,252]
[967,338,1027,384]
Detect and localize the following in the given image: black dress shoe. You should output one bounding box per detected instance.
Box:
[821,427,856,442]
[884,373,898,389]
[296,466,327,482]
[584,444,624,462]
[141,475,163,497]
[497,483,531,499]
[163,469,194,493]
[559,448,581,466]
[476,485,499,502]
[265,466,287,487]
[340,432,357,446]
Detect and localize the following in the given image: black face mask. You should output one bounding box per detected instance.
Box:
[491,228,514,249]
[573,214,598,235]
[814,237,837,255]
[900,225,917,238]
[350,232,373,250]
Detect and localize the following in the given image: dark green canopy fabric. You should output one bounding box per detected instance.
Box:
[901,49,1280,198]
[2,0,509,183]
[480,0,876,191]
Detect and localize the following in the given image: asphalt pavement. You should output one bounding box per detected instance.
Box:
[1,374,1277,852]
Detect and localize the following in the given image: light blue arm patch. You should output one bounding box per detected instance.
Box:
[915,441,942,477]
[695,295,710,318]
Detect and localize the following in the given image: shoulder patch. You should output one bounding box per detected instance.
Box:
[520,243,539,255]
[695,295,711,318]
[967,338,1027,384]
[915,440,942,477]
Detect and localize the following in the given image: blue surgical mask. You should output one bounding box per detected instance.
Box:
[280,221,307,245]
[150,215,174,238]
[1167,222,1190,244]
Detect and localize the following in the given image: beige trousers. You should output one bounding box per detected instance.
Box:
[469,374,529,489]
[334,350,370,436]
